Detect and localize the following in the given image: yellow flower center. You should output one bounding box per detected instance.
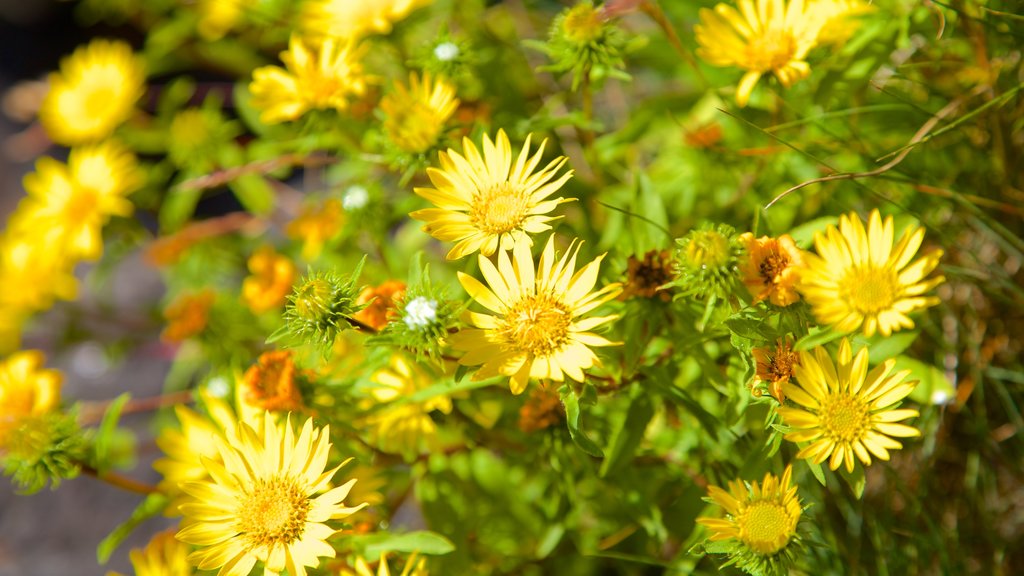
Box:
[471,182,530,234]
[685,229,731,269]
[82,84,116,115]
[839,265,899,315]
[66,186,100,220]
[820,393,870,443]
[562,4,604,44]
[500,292,571,357]
[745,29,798,72]
[237,476,311,548]
[738,500,794,555]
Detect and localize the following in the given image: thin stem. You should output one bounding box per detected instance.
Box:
[78,463,159,495]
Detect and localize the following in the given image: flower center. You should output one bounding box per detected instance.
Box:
[237,476,310,549]
[739,500,794,555]
[470,182,530,234]
[500,292,572,357]
[758,250,789,284]
[820,393,870,443]
[839,265,899,315]
[745,29,798,72]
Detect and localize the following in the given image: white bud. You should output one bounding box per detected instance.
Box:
[342,185,369,210]
[404,296,438,329]
[434,42,459,62]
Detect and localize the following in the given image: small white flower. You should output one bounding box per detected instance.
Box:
[931,389,951,405]
[205,376,231,398]
[342,185,369,210]
[433,42,459,62]
[404,296,438,329]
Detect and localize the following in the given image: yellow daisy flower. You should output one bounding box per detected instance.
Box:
[738,233,804,306]
[106,530,193,576]
[177,415,366,576]
[797,209,945,337]
[450,235,622,395]
[697,465,802,556]
[39,39,145,145]
[363,354,452,458]
[18,141,141,261]
[299,0,432,40]
[0,350,62,450]
[410,130,574,260]
[242,246,297,313]
[380,72,459,154]
[342,552,428,576]
[778,338,921,473]
[809,0,873,45]
[250,35,367,124]
[0,235,78,313]
[197,0,247,41]
[695,0,823,106]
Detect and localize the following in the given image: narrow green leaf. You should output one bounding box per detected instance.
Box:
[560,387,604,457]
[352,531,456,556]
[229,174,275,216]
[794,327,845,351]
[94,393,131,474]
[599,389,653,478]
[97,493,169,564]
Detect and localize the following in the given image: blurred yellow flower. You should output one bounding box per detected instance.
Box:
[197,0,247,40]
[106,530,193,576]
[0,235,78,313]
[177,415,366,576]
[300,0,432,40]
[778,338,921,473]
[381,72,459,154]
[451,236,622,395]
[342,552,429,576]
[364,354,452,458]
[18,141,141,261]
[410,130,574,260]
[0,350,62,450]
[242,246,296,313]
[798,209,944,337]
[738,233,804,306]
[697,465,802,556]
[809,0,873,44]
[250,36,367,124]
[39,39,145,145]
[286,198,345,260]
[695,0,823,106]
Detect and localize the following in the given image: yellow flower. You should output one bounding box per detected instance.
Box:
[695,0,823,106]
[738,233,804,306]
[242,246,297,313]
[381,73,459,154]
[363,355,452,458]
[697,465,802,556]
[286,199,345,260]
[249,35,367,124]
[778,338,921,473]
[177,415,366,576]
[451,235,622,395]
[809,0,873,45]
[0,235,78,313]
[18,141,141,261]
[342,552,429,576]
[300,0,432,40]
[197,0,247,41]
[410,130,574,260]
[797,209,944,337]
[39,39,145,145]
[106,530,193,576]
[0,350,62,450]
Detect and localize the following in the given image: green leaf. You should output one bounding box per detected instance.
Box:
[858,329,919,364]
[840,464,866,499]
[352,531,456,556]
[794,327,845,351]
[94,393,130,474]
[97,492,169,564]
[536,524,565,559]
[229,174,275,216]
[160,186,202,232]
[599,388,653,477]
[787,215,838,249]
[560,386,604,457]
[895,355,955,405]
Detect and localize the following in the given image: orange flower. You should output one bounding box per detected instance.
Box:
[518,386,564,433]
[242,246,297,313]
[738,233,804,306]
[751,338,799,403]
[621,249,674,301]
[286,199,345,260]
[241,350,306,411]
[161,290,215,342]
[353,280,406,331]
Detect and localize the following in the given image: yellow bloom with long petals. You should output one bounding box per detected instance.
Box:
[18,141,141,261]
[177,415,366,576]
[798,209,944,337]
[39,39,145,145]
[342,552,428,576]
[300,0,432,40]
[0,235,78,313]
[381,73,459,154]
[363,355,452,458]
[695,0,824,106]
[809,0,873,45]
[250,36,367,124]
[0,350,62,450]
[778,338,921,473]
[107,530,193,576]
[411,130,574,260]
[697,465,802,556]
[451,235,622,395]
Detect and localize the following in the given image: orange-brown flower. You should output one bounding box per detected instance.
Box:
[621,249,674,301]
[738,233,804,306]
[242,246,297,313]
[684,122,723,149]
[161,290,215,343]
[518,386,564,433]
[751,338,799,403]
[286,199,345,260]
[353,280,406,331]
[242,350,306,411]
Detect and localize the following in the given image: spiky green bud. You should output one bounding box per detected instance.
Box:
[2,411,88,494]
[271,258,368,352]
[528,1,632,90]
[670,223,743,299]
